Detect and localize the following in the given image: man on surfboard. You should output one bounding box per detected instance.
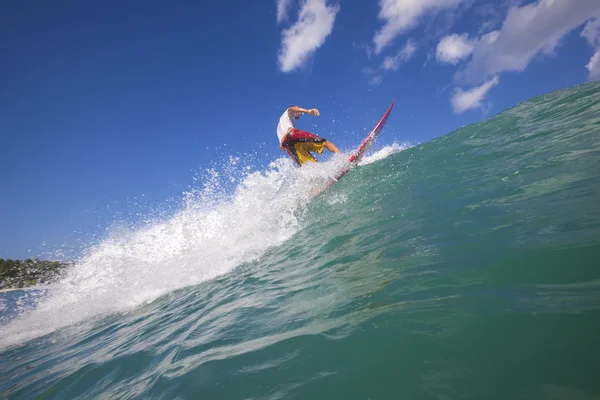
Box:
[277,105,342,166]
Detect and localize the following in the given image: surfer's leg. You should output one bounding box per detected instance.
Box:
[324,141,342,154]
[281,134,302,166]
[288,129,341,164]
[294,143,318,165]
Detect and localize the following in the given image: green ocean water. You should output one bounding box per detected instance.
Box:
[1,81,600,399]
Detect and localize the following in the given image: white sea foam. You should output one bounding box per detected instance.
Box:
[0,156,345,349]
[0,142,403,349]
[359,142,412,166]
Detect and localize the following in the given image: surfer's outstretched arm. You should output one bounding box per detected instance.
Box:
[288,106,320,116]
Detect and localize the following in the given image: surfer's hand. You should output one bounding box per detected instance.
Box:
[308,108,320,116]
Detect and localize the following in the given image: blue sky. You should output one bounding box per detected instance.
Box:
[2,0,600,259]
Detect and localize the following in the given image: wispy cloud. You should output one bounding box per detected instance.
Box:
[369,75,384,86]
[581,18,600,46]
[277,0,339,73]
[473,2,505,35]
[586,49,600,81]
[361,40,416,85]
[459,0,600,83]
[450,76,499,113]
[362,67,383,86]
[581,19,600,81]
[382,41,417,71]
[436,33,476,65]
[276,0,294,24]
[373,0,466,54]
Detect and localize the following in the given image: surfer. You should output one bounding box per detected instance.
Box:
[277,105,342,166]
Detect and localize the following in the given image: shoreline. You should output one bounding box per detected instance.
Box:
[0,287,36,293]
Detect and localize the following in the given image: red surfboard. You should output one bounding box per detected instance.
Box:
[318,100,395,194]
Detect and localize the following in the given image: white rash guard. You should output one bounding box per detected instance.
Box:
[276,109,295,144]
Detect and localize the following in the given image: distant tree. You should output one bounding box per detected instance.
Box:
[0,258,70,289]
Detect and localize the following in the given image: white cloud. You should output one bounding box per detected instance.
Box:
[460,0,600,83]
[581,19,600,46]
[277,0,294,24]
[580,19,600,81]
[436,33,476,64]
[278,0,340,73]
[362,67,383,86]
[369,75,384,86]
[382,41,417,70]
[451,76,499,113]
[474,3,504,34]
[373,0,466,54]
[586,49,600,81]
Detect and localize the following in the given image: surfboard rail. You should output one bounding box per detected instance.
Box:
[327,100,395,187]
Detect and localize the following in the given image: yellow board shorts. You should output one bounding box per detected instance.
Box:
[282,129,326,166]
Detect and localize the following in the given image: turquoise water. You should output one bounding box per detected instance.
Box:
[1,82,600,399]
